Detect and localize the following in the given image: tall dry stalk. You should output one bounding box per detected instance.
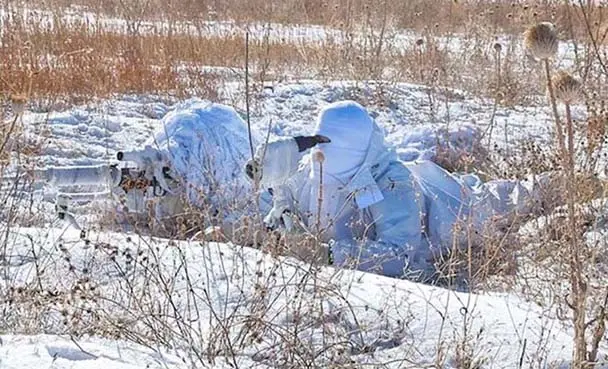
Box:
[524,22,566,159]
[481,42,503,146]
[313,150,325,235]
[525,21,596,368]
[245,31,254,162]
[552,70,582,168]
[551,70,589,368]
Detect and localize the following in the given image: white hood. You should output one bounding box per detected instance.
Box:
[308,101,390,233]
[312,101,374,178]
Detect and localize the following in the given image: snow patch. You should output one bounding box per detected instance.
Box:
[46,345,97,361]
[0,227,591,368]
[0,335,185,369]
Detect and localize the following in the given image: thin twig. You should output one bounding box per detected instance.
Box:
[577,0,608,78]
[588,287,608,364]
[0,115,19,155]
[315,159,323,234]
[544,58,567,160]
[518,338,527,369]
[69,335,99,360]
[245,31,254,162]
[565,103,575,170]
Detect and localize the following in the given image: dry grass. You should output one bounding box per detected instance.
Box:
[24,0,606,40]
[0,21,315,100]
[2,0,607,106]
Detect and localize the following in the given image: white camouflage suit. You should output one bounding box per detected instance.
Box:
[255,100,549,278]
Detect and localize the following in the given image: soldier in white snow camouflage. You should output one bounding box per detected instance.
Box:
[248,100,554,279]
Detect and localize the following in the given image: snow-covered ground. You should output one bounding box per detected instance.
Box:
[2,1,608,366]
[0,227,589,368]
[1,79,605,368]
[0,334,186,369]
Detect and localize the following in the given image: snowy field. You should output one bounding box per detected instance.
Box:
[14,80,559,221]
[2,3,608,367]
[1,80,605,368]
[0,227,584,368]
[23,80,578,168]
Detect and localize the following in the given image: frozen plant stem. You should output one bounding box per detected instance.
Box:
[485,46,502,146]
[245,31,254,162]
[588,287,608,364]
[315,160,324,234]
[527,19,590,361]
[0,115,19,156]
[565,99,587,369]
[565,103,575,171]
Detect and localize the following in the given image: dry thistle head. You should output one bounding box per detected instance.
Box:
[10,93,27,115]
[523,22,558,60]
[312,150,325,163]
[551,70,582,103]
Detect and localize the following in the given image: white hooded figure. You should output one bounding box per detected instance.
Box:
[252,100,551,279]
[116,98,264,227]
[32,98,269,235]
[152,99,255,214]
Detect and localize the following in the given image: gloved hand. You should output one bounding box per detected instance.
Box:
[263,203,294,232]
[260,181,298,232]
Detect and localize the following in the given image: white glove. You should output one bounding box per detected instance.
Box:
[260,183,293,231]
[263,205,293,231]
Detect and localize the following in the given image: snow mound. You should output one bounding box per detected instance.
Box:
[397,123,483,163]
[1,226,592,368]
[0,335,185,369]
